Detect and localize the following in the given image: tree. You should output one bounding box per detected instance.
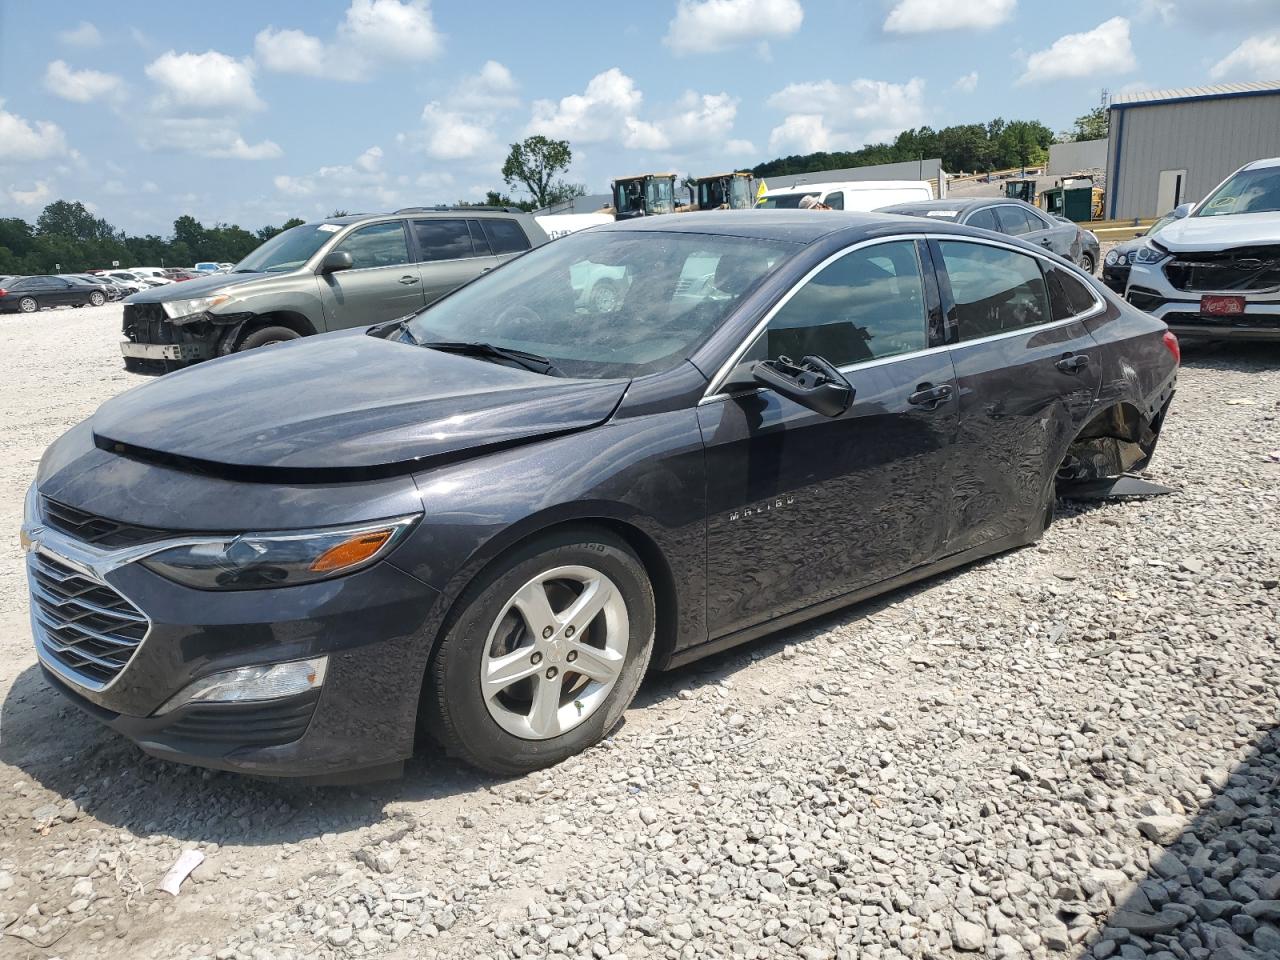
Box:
[1069,107,1109,142]
[501,135,585,209]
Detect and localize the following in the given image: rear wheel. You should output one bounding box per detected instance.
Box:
[18,297,37,313]
[1080,252,1096,274]
[427,529,655,775]
[237,325,301,352]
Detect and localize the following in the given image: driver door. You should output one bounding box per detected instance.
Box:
[698,239,960,639]
[317,220,426,329]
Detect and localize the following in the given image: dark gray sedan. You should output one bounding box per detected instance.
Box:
[879,198,1099,273]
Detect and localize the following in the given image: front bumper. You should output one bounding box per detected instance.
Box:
[120,340,212,361]
[25,519,442,778]
[1101,264,1130,293]
[1125,262,1280,340]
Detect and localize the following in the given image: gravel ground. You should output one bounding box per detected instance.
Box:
[1,303,1278,960]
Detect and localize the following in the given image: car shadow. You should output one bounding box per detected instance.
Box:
[1073,723,1280,958]
[1179,338,1280,370]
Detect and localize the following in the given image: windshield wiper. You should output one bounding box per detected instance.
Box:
[418,340,564,377]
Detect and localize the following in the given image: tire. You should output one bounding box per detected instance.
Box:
[237,325,302,352]
[427,528,655,775]
[89,291,105,307]
[588,279,621,313]
[18,297,38,314]
[1080,252,1096,275]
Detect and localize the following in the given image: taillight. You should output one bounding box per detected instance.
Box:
[0,288,7,298]
[1162,329,1180,366]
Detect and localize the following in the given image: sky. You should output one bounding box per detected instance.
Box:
[1,0,1278,235]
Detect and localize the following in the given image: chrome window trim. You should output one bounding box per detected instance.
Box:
[699,231,1104,405]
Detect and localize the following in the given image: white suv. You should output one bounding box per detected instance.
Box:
[1125,157,1280,341]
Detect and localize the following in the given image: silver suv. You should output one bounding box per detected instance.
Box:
[121,207,549,373]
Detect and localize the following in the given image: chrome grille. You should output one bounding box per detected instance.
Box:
[41,497,171,548]
[29,551,148,687]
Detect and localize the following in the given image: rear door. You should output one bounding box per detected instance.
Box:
[699,238,959,638]
[410,218,500,306]
[317,220,425,329]
[933,238,1101,551]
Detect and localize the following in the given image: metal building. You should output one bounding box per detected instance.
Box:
[1106,81,1280,220]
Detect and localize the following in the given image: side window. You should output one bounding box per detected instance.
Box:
[1046,266,1099,321]
[746,240,929,367]
[334,221,411,269]
[965,207,1000,232]
[995,206,1036,236]
[481,219,532,255]
[824,191,844,210]
[938,241,1051,339]
[467,220,493,256]
[412,219,474,262]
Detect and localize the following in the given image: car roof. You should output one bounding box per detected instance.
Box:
[596,209,946,244]
[877,198,1015,215]
[1243,157,1280,171]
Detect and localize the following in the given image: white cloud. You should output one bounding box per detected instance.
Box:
[145,50,264,113]
[1019,17,1137,84]
[622,118,670,151]
[255,0,443,82]
[5,180,54,207]
[58,21,102,47]
[452,60,519,111]
[527,68,643,143]
[421,103,495,159]
[138,118,281,159]
[0,101,68,162]
[884,0,1016,33]
[659,91,740,148]
[44,60,124,103]
[273,146,401,208]
[1210,34,1280,79]
[664,0,803,55]
[953,72,979,93]
[725,137,757,155]
[765,77,927,152]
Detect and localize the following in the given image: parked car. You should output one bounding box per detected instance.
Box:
[129,267,174,285]
[0,274,106,312]
[1125,157,1280,341]
[120,207,551,373]
[24,211,1178,778]
[100,271,149,294]
[758,180,933,211]
[1103,211,1177,293]
[70,274,125,301]
[193,262,221,274]
[878,197,1098,272]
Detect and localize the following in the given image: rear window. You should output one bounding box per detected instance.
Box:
[481,219,532,254]
[995,206,1037,236]
[965,208,1000,231]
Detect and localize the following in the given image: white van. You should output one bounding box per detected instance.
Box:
[757,180,933,211]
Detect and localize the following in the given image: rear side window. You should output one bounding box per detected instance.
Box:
[747,240,928,367]
[824,191,844,210]
[466,220,493,256]
[995,206,1036,236]
[1046,266,1099,320]
[481,219,532,255]
[965,207,1000,232]
[938,241,1051,340]
[412,219,474,262]
[334,221,411,269]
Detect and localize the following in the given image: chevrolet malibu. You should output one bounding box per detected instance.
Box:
[23,212,1178,778]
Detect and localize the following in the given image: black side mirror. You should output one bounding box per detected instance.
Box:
[320,250,353,274]
[751,355,853,417]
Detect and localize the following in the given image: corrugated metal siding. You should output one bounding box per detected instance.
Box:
[771,158,943,187]
[1107,93,1280,219]
[1111,81,1280,106]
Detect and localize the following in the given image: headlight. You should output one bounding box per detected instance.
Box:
[1131,242,1169,266]
[1105,250,1119,266]
[155,657,327,714]
[161,293,234,323]
[141,516,419,590]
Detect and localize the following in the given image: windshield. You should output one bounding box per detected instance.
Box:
[234,223,338,273]
[756,192,819,209]
[1195,166,1280,217]
[405,230,793,379]
[1147,213,1176,236]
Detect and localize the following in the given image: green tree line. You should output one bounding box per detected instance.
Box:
[752,117,1058,179]
[0,200,305,276]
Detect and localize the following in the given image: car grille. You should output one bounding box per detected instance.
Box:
[41,497,172,548]
[1163,246,1280,293]
[29,552,148,687]
[122,302,172,345]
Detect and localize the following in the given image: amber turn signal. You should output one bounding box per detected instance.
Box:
[308,530,395,573]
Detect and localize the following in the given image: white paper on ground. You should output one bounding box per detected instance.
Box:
[159,849,205,896]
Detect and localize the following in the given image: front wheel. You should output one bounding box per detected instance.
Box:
[237,325,301,351]
[89,291,105,306]
[18,297,38,313]
[426,529,655,775]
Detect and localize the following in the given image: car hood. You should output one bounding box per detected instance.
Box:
[91,332,629,478]
[1154,211,1280,252]
[124,270,272,302]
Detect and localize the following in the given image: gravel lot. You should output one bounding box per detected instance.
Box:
[1,303,1278,960]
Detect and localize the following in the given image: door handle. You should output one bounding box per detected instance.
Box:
[399,275,420,285]
[1055,353,1089,374]
[908,382,954,409]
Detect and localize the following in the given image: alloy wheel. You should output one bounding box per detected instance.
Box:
[19,297,37,313]
[480,565,629,740]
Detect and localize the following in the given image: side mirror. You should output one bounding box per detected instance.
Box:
[1172,202,1193,219]
[751,355,852,417]
[320,250,353,274]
